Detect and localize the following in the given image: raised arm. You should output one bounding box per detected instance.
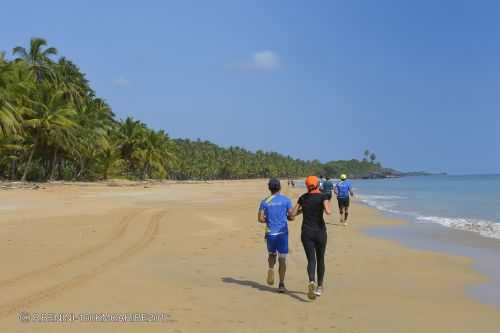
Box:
[323,199,332,215]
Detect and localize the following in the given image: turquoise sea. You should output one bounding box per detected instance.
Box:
[352,174,500,308]
[354,174,500,240]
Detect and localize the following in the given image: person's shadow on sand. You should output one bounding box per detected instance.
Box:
[221,277,309,302]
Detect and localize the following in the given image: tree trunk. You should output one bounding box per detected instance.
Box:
[10,159,17,180]
[58,158,64,180]
[142,161,149,180]
[75,157,85,180]
[21,140,37,182]
[49,149,58,181]
[103,157,111,180]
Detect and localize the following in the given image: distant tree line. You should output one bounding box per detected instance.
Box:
[0,38,385,181]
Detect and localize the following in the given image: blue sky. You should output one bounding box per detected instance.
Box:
[2,0,500,174]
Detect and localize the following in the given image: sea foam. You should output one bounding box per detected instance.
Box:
[358,194,500,240]
[357,194,406,214]
[416,216,500,240]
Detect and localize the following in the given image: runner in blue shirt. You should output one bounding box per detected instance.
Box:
[321,176,334,201]
[258,178,294,293]
[318,175,326,191]
[334,174,354,225]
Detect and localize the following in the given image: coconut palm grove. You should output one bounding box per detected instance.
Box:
[0,38,387,182]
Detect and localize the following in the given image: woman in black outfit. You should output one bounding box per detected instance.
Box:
[293,175,332,300]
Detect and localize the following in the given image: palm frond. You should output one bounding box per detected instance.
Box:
[12,46,28,59]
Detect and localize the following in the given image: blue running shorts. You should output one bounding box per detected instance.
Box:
[266,232,289,255]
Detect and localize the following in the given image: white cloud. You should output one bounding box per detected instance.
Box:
[251,50,281,70]
[112,77,130,87]
[228,50,282,71]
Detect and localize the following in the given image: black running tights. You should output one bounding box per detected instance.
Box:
[301,229,327,286]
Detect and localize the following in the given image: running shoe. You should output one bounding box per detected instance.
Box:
[307,281,316,300]
[266,269,275,286]
[314,286,323,296]
[278,282,287,293]
[339,217,344,224]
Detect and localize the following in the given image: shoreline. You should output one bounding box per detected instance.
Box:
[0,180,498,332]
[361,206,500,309]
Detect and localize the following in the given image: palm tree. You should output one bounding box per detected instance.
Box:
[118,117,148,176]
[135,129,174,179]
[12,38,58,82]
[0,57,23,138]
[21,84,76,181]
[0,99,20,137]
[99,141,124,180]
[3,38,387,182]
[364,149,370,161]
[0,135,24,179]
[0,54,28,180]
[69,98,115,179]
[55,57,90,108]
[0,51,7,86]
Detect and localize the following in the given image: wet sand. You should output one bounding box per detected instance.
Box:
[0,180,498,332]
[366,218,500,309]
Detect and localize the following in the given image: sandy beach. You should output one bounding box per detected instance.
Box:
[0,180,498,332]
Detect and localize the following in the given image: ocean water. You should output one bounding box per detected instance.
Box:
[354,175,500,240]
[293,175,500,307]
[353,175,500,308]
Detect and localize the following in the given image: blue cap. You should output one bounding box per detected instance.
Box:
[268,178,281,192]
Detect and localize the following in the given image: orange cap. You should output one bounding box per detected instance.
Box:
[305,176,319,190]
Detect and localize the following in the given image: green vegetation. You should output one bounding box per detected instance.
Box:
[1,38,388,181]
[319,159,383,179]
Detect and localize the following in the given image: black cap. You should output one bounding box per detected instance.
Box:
[268,178,281,192]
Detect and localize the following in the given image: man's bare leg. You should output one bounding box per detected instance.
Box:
[278,256,287,293]
[267,253,276,285]
[278,257,286,283]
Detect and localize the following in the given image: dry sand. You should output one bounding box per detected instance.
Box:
[0,180,498,332]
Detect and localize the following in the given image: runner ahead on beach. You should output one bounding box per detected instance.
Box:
[292,176,332,300]
[258,178,294,293]
[318,175,326,191]
[334,174,354,225]
[321,176,334,201]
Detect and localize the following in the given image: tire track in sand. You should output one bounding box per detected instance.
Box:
[0,210,164,319]
[0,209,144,289]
